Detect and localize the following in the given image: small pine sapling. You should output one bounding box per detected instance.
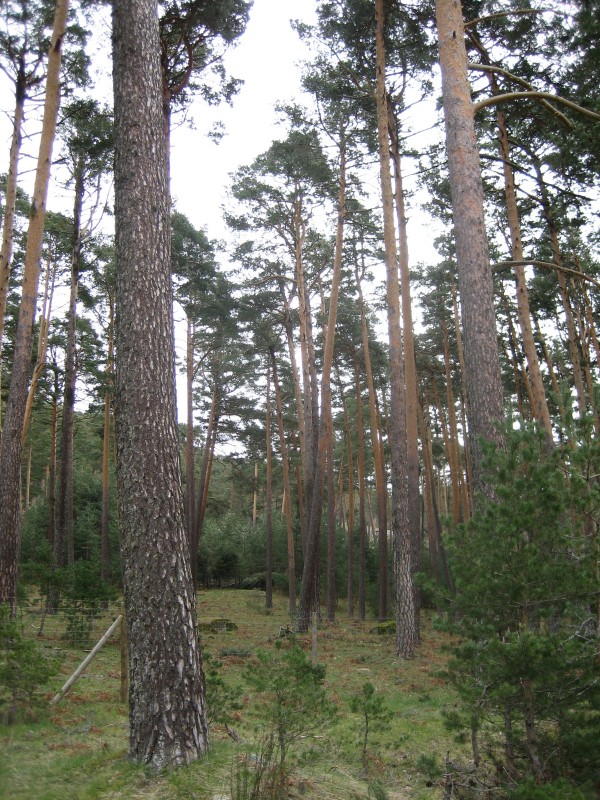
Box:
[244,642,337,766]
[350,682,394,769]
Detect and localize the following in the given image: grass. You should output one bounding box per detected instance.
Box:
[1,590,466,800]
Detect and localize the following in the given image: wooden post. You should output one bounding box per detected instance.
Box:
[50,615,122,706]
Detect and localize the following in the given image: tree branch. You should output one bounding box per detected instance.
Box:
[473,91,600,121]
[469,63,572,128]
[493,259,600,290]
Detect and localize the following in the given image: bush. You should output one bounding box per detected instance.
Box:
[438,425,600,790]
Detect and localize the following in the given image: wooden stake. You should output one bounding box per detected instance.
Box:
[50,615,122,706]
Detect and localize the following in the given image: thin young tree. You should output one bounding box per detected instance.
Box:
[374,0,416,658]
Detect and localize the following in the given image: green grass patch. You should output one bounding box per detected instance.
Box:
[1,590,463,799]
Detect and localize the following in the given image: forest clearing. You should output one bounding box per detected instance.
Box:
[2,589,458,800]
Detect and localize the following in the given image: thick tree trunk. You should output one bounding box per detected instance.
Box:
[113,0,208,766]
[375,0,416,655]
[0,0,68,610]
[435,0,505,494]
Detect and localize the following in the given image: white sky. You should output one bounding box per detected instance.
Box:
[170,0,319,240]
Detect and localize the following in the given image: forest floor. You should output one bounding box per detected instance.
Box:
[1,590,466,800]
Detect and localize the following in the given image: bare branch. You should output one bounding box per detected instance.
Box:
[493,259,600,291]
[474,91,600,121]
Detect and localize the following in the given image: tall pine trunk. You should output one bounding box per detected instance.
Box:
[390,109,420,631]
[113,0,208,766]
[435,0,505,495]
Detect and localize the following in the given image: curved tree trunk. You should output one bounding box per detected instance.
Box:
[0,0,69,610]
[113,0,208,766]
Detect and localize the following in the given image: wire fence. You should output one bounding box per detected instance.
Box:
[14,598,124,652]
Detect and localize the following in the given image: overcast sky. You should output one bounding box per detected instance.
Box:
[169,0,319,242]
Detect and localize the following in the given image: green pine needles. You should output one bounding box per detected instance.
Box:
[0,605,60,723]
[437,423,600,795]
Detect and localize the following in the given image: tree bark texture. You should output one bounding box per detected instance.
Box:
[113,0,208,767]
[0,0,68,610]
[435,0,505,494]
